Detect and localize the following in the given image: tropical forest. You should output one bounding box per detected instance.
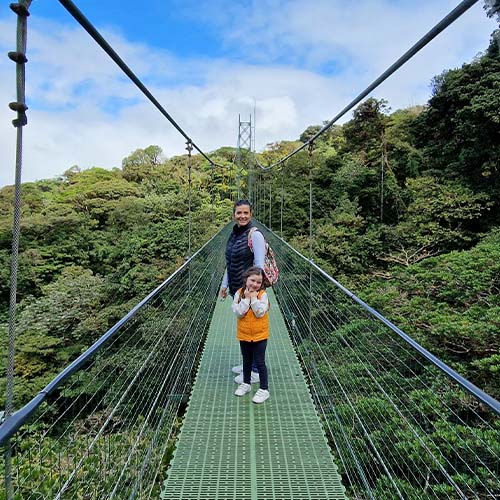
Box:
[1,26,499,500]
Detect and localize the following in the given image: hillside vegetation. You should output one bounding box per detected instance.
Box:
[1,32,499,408]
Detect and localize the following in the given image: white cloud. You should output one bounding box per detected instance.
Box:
[194,0,494,69]
[0,2,497,187]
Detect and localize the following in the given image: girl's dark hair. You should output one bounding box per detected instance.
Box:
[241,266,265,290]
[233,199,252,214]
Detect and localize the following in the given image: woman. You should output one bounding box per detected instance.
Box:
[220,199,266,384]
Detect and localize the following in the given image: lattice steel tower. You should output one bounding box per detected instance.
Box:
[236,114,252,200]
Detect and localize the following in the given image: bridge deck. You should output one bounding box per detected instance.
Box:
[161,290,346,500]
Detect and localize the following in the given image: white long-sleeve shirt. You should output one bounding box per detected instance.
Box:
[232,289,269,318]
[221,229,266,289]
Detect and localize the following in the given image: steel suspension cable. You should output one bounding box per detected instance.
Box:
[58,0,227,170]
[4,3,31,499]
[287,264,494,496]
[257,0,480,172]
[247,154,254,203]
[308,143,314,338]
[268,179,272,228]
[268,224,500,416]
[307,144,314,261]
[210,163,215,221]
[264,228,500,496]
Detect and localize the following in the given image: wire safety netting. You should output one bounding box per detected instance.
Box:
[260,223,500,500]
[0,225,230,500]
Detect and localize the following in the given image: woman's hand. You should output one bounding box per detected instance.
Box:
[220,287,228,299]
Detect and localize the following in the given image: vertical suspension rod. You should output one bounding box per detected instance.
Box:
[186,140,193,291]
[308,143,314,261]
[236,115,241,199]
[268,177,272,229]
[280,163,285,237]
[308,143,314,338]
[210,163,215,223]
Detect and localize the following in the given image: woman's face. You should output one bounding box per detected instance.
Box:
[233,204,252,227]
[245,273,263,292]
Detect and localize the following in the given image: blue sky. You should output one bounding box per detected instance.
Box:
[25,1,225,58]
[0,0,498,186]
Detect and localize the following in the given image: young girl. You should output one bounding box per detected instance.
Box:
[232,266,270,403]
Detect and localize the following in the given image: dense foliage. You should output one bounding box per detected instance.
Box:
[255,32,499,401]
[255,33,500,497]
[0,150,236,408]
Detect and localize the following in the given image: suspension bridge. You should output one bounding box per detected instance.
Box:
[2,0,500,498]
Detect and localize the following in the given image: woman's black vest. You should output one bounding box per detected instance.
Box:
[225,223,254,296]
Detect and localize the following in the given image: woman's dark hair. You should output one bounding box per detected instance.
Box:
[241,266,265,291]
[233,199,252,214]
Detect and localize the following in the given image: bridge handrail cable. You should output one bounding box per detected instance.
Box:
[0,227,225,447]
[258,222,500,417]
[256,0,480,171]
[58,0,230,169]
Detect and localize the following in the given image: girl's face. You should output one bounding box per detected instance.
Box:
[233,204,252,227]
[246,273,263,292]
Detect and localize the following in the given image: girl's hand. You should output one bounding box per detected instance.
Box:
[244,288,254,299]
[248,290,258,299]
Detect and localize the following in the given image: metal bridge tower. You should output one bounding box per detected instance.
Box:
[236,114,252,200]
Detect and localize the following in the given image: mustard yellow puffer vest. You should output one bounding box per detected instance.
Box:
[236,289,270,342]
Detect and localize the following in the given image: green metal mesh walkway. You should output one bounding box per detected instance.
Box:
[160,290,346,500]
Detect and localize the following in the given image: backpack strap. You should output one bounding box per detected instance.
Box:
[247,227,259,252]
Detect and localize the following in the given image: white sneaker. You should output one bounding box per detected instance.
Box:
[231,364,243,374]
[252,389,270,404]
[234,383,251,397]
[234,372,260,384]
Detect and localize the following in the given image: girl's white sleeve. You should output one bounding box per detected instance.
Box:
[232,290,250,318]
[251,231,266,269]
[250,292,269,318]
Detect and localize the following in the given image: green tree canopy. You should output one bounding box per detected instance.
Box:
[414,33,500,218]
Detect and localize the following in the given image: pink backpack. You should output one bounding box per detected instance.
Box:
[247,227,279,288]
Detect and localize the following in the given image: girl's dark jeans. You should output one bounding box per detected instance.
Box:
[240,339,268,390]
